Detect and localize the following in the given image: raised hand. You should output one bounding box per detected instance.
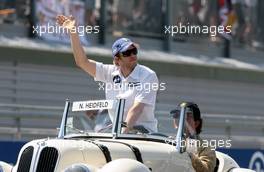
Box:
[56,15,76,31]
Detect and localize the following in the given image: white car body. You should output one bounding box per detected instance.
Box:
[0,99,255,172]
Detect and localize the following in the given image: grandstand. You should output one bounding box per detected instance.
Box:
[0,39,263,150]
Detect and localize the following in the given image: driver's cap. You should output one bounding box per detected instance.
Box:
[112,38,134,58]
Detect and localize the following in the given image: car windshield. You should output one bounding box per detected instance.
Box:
[66,107,112,135]
[65,99,178,138]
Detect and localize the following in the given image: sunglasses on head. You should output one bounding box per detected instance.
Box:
[117,48,138,57]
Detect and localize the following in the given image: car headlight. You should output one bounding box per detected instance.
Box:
[100,159,151,172]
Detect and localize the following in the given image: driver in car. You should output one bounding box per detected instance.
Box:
[56,15,158,134]
[170,102,216,172]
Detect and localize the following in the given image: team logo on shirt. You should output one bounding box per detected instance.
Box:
[113,75,121,84]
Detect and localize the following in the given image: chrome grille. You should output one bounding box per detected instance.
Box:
[17,146,34,172]
[36,147,58,172]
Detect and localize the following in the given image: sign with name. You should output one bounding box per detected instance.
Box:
[72,100,114,111]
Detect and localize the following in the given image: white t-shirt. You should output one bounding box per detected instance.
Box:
[94,62,158,132]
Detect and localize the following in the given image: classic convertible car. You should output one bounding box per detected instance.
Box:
[0,99,255,172]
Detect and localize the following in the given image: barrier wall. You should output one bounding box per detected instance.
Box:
[219,148,264,171]
[0,141,26,165]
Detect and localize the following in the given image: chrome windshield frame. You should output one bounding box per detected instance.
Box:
[58,99,125,139]
[58,98,177,144]
[58,99,70,139]
[112,99,125,138]
[175,105,186,153]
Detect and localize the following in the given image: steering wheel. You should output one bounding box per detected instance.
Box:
[148,132,168,137]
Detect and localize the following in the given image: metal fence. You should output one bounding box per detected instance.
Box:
[103,0,264,52]
[1,0,264,52]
